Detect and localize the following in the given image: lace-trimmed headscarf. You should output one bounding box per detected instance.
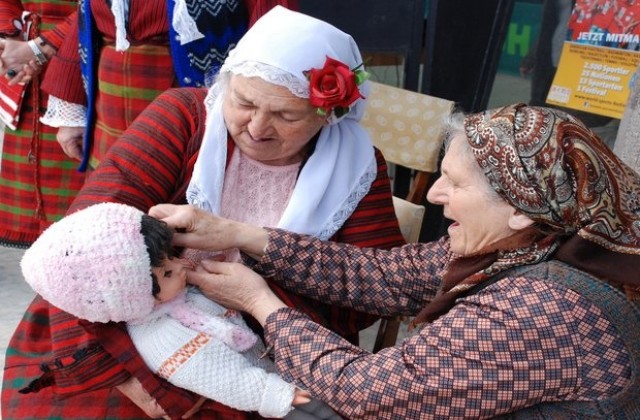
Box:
[413,103,640,325]
[187,6,376,240]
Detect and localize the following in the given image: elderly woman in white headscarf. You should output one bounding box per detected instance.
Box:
[2,7,405,420]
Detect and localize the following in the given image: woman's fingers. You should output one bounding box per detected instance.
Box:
[57,127,84,160]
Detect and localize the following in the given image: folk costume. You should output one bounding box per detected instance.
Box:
[21,203,296,418]
[244,104,640,418]
[2,7,405,418]
[0,0,84,248]
[40,0,297,171]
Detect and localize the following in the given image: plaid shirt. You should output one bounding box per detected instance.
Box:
[257,229,632,419]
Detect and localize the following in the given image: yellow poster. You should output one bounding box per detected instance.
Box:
[547,0,640,119]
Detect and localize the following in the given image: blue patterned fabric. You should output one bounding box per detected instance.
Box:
[78,0,94,172]
[167,0,247,87]
[77,0,248,171]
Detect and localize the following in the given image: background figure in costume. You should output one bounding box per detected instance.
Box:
[40,0,297,169]
[0,0,85,248]
[21,203,298,418]
[2,6,403,419]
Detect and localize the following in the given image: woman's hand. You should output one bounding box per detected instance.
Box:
[149,204,269,259]
[0,37,50,85]
[188,259,287,326]
[57,127,84,160]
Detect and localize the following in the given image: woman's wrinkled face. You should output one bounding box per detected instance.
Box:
[152,257,191,303]
[427,134,519,255]
[223,75,327,166]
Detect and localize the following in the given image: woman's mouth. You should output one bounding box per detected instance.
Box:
[246,132,270,143]
[447,221,460,234]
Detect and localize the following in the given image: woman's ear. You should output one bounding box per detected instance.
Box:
[508,209,535,231]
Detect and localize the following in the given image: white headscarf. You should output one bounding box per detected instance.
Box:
[187,6,377,240]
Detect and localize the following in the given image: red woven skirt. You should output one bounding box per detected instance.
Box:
[89,42,177,168]
[0,80,87,247]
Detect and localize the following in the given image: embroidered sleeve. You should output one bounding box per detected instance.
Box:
[69,88,207,212]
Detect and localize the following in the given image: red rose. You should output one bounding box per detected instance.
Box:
[307,57,364,115]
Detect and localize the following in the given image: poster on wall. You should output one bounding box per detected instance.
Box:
[547,0,640,119]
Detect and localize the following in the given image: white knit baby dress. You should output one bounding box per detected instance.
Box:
[127,288,295,417]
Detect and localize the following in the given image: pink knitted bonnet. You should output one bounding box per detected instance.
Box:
[21,202,156,323]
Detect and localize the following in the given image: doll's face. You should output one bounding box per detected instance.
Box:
[152,257,191,303]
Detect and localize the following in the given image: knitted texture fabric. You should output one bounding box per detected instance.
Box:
[128,287,295,418]
[20,203,155,323]
[144,287,258,353]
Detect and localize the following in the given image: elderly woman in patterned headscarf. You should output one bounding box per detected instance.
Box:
[152,103,640,418]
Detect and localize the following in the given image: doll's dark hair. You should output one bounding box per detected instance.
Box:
[140,214,176,297]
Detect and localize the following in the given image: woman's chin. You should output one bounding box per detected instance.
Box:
[447,223,466,254]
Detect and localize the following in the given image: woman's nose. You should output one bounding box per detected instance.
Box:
[247,111,272,139]
[426,177,446,205]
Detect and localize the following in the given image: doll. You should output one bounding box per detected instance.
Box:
[20,202,295,418]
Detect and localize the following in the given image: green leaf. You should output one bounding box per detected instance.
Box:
[355,69,370,86]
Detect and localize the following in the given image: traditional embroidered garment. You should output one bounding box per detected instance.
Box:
[75,0,248,171]
[2,88,404,419]
[0,1,84,248]
[41,0,296,171]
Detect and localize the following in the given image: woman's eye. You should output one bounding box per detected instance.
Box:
[279,112,301,122]
[237,101,253,109]
[164,270,173,278]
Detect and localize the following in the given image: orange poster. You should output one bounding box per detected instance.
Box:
[547,0,640,118]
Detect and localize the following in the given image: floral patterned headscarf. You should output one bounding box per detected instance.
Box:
[413,103,640,325]
[465,103,640,299]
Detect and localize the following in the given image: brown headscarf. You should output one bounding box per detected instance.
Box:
[413,103,640,326]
